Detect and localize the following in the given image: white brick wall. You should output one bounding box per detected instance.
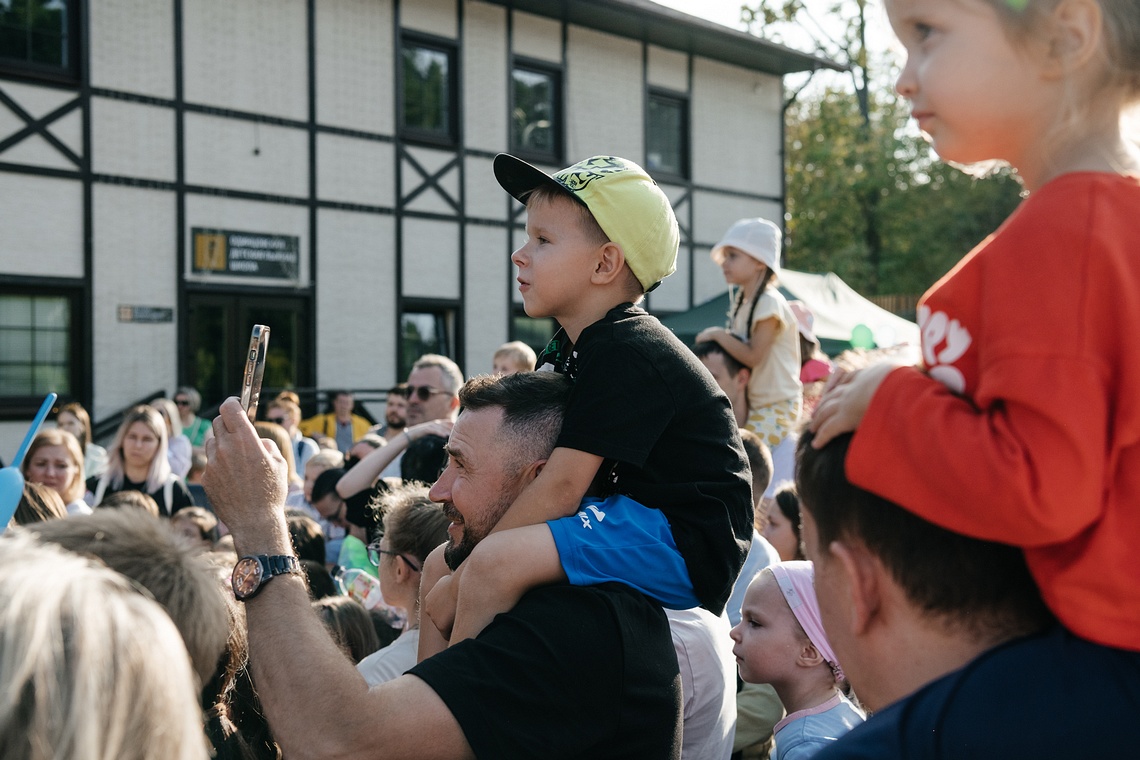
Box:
[565,27,643,160]
[92,99,176,182]
[316,0,394,133]
[692,58,782,195]
[91,185,178,418]
[511,10,562,64]
[317,133,395,207]
[402,217,460,299]
[464,225,512,373]
[0,174,83,278]
[647,45,688,92]
[401,0,458,38]
[315,209,396,388]
[182,0,308,119]
[463,1,508,153]
[183,113,309,199]
[89,0,175,98]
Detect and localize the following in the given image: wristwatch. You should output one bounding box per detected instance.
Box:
[231,554,302,600]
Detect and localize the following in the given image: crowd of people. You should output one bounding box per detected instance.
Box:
[4,0,1140,756]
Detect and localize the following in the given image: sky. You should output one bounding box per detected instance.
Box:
[649,0,750,31]
[649,0,897,70]
[652,0,898,93]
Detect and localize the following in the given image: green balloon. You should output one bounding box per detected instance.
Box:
[850,324,875,349]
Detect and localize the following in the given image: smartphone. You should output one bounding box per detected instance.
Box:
[240,324,270,420]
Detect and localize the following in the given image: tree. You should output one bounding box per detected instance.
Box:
[743,1,1022,296]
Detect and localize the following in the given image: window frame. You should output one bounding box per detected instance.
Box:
[509,57,563,165]
[0,0,81,85]
[510,307,555,362]
[0,284,82,420]
[399,302,458,382]
[397,31,459,149]
[645,88,690,182]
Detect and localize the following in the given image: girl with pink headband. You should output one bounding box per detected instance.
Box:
[730,561,864,759]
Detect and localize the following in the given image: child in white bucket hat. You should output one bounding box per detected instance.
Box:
[698,218,802,450]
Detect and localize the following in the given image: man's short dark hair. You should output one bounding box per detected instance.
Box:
[796,432,1054,642]
[400,435,448,485]
[286,510,326,564]
[312,468,346,504]
[692,341,747,377]
[739,429,772,497]
[458,372,572,467]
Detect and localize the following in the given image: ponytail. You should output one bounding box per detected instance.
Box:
[729,268,776,339]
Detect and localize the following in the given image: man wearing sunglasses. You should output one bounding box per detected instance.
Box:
[204,371,681,759]
[337,354,465,494]
[403,354,463,427]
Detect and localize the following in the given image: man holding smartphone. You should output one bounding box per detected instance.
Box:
[204,372,681,759]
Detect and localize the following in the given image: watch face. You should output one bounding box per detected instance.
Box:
[232,557,264,600]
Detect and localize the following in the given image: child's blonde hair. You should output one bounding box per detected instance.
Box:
[493,341,537,373]
[976,0,1140,100]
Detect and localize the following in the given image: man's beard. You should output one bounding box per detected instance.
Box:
[441,491,515,571]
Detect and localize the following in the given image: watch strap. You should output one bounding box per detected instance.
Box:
[262,554,301,577]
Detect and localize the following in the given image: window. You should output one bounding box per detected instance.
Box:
[646,91,688,179]
[511,62,561,163]
[0,0,78,82]
[0,288,79,417]
[400,35,457,146]
[400,307,455,381]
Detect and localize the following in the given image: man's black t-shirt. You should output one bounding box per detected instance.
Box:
[409,583,683,759]
[536,303,753,615]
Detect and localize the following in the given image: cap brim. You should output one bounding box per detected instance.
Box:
[493,153,571,205]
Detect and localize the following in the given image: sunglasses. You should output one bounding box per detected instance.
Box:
[174,399,191,407]
[366,542,422,572]
[402,385,450,402]
[267,416,287,425]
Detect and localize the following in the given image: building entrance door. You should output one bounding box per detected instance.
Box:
[184,293,311,413]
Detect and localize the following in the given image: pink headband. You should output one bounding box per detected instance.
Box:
[769,561,845,683]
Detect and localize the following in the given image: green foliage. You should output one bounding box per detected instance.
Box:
[744,1,1023,296]
[782,86,1022,294]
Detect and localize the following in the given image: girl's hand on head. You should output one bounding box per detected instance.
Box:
[808,362,900,448]
[696,327,726,344]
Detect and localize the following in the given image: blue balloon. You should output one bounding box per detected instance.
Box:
[0,467,24,532]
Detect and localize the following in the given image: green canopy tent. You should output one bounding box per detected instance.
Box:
[659,270,920,356]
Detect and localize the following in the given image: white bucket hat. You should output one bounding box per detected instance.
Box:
[710,217,782,274]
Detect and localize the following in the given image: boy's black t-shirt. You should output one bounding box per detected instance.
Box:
[537,302,754,615]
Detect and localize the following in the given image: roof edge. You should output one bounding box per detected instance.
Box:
[475,0,848,76]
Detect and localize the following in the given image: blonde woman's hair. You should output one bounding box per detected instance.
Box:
[151,397,185,437]
[104,405,171,494]
[22,428,86,504]
[0,531,209,760]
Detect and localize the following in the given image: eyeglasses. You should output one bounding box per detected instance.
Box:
[367,542,422,572]
[267,416,287,425]
[174,399,191,407]
[402,385,450,402]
